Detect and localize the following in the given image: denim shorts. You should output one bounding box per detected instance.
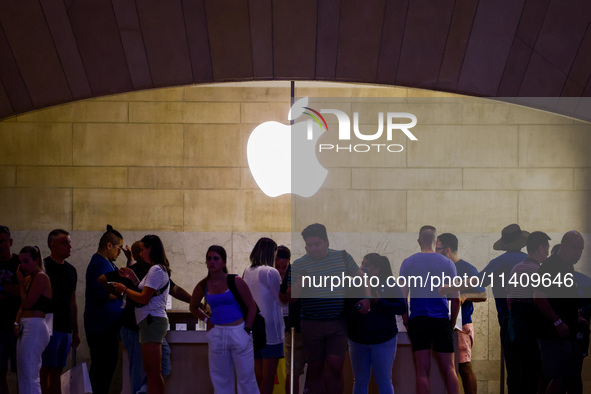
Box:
[42,331,72,367]
[138,316,168,344]
[538,338,582,378]
[0,331,17,371]
[254,342,284,359]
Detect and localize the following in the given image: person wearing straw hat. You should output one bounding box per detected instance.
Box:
[478,224,529,393]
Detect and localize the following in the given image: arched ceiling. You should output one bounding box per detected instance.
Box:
[1,0,591,119]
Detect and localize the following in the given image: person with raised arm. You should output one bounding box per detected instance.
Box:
[111,235,171,394]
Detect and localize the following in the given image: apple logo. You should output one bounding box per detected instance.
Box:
[247,97,328,197]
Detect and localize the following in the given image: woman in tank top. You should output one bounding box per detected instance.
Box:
[190,245,259,394]
[14,246,52,394]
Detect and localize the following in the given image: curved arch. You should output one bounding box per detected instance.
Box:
[0,0,590,119]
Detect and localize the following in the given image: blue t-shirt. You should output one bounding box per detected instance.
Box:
[478,251,527,321]
[84,253,123,336]
[399,252,457,320]
[456,259,485,325]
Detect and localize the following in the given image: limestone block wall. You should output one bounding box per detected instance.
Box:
[1,82,590,393]
[1,82,590,234]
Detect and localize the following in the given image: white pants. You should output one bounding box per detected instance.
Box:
[17,317,50,394]
[207,323,259,394]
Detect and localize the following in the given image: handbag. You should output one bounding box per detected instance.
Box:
[226,274,267,351]
[60,351,93,394]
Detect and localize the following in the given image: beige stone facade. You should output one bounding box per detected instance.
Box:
[2,82,589,234]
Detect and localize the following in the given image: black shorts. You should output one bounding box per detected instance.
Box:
[408,316,454,353]
[538,338,582,378]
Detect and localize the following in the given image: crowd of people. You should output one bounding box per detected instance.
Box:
[0,222,589,394]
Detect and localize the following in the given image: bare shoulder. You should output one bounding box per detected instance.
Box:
[36,271,51,283]
[194,277,208,293]
[234,275,248,288]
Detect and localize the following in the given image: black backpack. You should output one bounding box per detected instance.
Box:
[226,274,266,351]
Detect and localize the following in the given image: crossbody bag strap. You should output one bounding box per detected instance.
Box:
[145,265,170,297]
[152,280,169,297]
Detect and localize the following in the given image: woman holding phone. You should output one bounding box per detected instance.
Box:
[14,246,52,394]
[112,235,171,394]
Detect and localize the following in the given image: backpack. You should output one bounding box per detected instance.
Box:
[226,274,267,351]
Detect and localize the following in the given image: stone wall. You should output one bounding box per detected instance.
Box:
[1,82,590,393]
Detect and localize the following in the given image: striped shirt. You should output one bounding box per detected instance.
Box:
[508,257,540,305]
[290,249,359,319]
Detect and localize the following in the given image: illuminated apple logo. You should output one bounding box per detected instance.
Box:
[247,97,328,197]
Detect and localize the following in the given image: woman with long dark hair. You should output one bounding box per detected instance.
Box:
[112,235,171,394]
[190,245,259,394]
[14,246,52,394]
[242,237,284,394]
[347,253,407,394]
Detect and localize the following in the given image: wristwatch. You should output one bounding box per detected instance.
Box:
[244,326,252,334]
[553,318,563,327]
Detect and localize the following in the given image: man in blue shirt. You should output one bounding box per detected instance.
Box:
[84,225,131,394]
[479,223,529,394]
[437,233,487,394]
[400,225,460,394]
